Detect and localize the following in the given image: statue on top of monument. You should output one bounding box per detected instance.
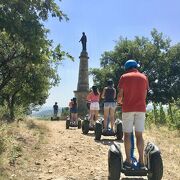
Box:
[79,32,87,51]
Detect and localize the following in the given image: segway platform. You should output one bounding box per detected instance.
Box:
[51,116,60,121]
[95,119,123,140]
[66,117,81,129]
[102,129,116,136]
[81,115,96,134]
[122,168,147,176]
[108,141,163,180]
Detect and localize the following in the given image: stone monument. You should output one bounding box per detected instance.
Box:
[74,32,89,116]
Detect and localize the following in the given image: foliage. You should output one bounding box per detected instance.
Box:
[0,1,73,120]
[146,101,180,130]
[90,29,180,105]
[0,119,48,178]
[61,107,69,118]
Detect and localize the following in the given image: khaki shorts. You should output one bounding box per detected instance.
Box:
[122,112,145,133]
[90,102,99,111]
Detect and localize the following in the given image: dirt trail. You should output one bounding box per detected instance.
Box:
[34,121,121,180]
[18,120,179,180]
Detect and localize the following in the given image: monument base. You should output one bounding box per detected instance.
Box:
[74,90,89,117]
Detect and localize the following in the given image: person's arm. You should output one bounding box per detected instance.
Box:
[101,88,106,99]
[117,88,123,105]
[113,88,116,99]
[79,37,82,42]
[117,75,124,105]
[86,92,91,102]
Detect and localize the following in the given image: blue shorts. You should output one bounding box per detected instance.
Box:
[104,102,116,110]
[70,108,77,113]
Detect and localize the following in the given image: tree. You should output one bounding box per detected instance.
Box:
[0,1,73,120]
[91,29,180,105]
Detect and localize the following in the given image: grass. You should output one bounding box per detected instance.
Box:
[0,118,49,179]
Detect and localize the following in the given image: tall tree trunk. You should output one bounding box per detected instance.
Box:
[168,102,174,123]
[153,102,159,124]
[7,95,15,122]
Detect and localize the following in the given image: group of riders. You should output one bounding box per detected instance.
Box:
[53,59,149,170]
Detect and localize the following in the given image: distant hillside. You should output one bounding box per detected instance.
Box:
[31,107,62,119]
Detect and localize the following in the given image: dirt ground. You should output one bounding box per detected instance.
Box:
[11,120,180,180]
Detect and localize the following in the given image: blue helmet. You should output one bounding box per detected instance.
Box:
[124,60,140,70]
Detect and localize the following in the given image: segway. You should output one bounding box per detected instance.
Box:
[51,115,60,121]
[66,116,81,129]
[81,114,101,134]
[95,116,123,140]
[108,131,163,180]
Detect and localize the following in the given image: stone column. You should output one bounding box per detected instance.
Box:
[74,51,89,116]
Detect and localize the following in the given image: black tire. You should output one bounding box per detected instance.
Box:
[148,152,163,180]
[51,117,53,120]
[108,146,122,180]
[78,120,81,129]
[66,120,70,129]
[95,122,102,140]
[82,120,89,134]
[57,117,60,120]
[116,122,123,140]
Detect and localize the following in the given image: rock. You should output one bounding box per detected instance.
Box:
[35,161,41,165]
[48,170,53,174]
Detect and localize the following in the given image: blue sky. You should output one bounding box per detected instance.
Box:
[43,0,180,108]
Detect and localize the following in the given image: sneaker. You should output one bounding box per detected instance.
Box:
[109,129,114,133]
[123,161,132,169]
[139,163,147,170]
[102,129,107,133]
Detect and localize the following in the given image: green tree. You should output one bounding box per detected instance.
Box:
[0,1,73,120]
[91,29,180,106]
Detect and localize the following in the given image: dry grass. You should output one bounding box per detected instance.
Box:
[0,118,49,179]
[144,125,180,180]
[0,120,179,180]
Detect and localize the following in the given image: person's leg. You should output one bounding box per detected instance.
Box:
[90,109,95,125]
[103,106,109,129]
[71,113,75,121]
[124,132,131,163]
[135,131,144,164]
[94,110,99,122]
[122,112,134,164]
[109,105,116,130]
[134,112,145,164]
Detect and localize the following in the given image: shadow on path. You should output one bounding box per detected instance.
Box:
[122,178,146,180]
[95,139,123,146]
[81,132,95,137]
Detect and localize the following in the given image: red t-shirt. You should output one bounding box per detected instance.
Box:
[118,69,149,112]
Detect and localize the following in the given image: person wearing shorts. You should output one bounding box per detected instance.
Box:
[101,79,116,132]
[69,97,78,123]
[117,59,149,170]
[86,85,100,126]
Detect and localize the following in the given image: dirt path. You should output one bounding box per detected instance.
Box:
[33,120,121,180]
[18,120,179,180]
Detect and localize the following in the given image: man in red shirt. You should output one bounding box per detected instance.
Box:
[117,60,149,169]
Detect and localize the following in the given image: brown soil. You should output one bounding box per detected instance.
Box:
[9,120,180,180]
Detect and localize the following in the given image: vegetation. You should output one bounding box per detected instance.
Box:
[0,119,48,178]
[91,29,180,130]
[0,0,72,121]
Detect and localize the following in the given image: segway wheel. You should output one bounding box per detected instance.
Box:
[108,144,122,180]
[95,122,102,140]
[116,122,123,140]
[82,120,89,134]
[78,120,81,129]
[66,120,70,129]
[148,152,163,180]
[51,117,53,120]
